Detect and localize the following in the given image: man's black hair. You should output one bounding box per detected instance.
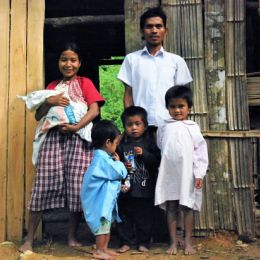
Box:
[140,6,167,30]
[91,120,120,149]
[165,85,193,108]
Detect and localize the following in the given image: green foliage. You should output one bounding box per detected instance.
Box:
[99,64,124,132]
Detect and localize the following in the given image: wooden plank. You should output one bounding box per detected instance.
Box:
[124,0,159,54]
[0,0,10,242]
[45,15,124,27]
[203,130,260,138]
[25,0,45,238]
[7,0,27,240]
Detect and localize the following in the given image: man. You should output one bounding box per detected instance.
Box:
[117,6,192,254]
[118,6,192,128]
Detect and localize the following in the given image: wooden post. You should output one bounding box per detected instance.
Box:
[0,0,10,242]
[25,0,45,239]
[7,0,27,240]
[124,0,159,54]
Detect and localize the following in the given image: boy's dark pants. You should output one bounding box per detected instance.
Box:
[117,196,154,248]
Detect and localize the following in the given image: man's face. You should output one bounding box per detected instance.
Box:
[141,16,167,47]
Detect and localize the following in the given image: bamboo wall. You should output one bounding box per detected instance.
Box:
[124,0,257,237]
[0,0,44,241]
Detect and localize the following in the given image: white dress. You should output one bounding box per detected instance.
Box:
[155,119,208,211]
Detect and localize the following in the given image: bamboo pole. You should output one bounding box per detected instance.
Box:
[7,0,27,240]
[0,0,10,242]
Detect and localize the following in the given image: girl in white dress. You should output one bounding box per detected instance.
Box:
[155,85,208,255]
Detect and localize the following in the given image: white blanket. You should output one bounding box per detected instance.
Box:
[18,89,92,165]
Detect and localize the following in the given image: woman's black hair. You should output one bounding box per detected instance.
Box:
[58,42,82,61]
[140,6,167,30]
[91,120,120,149]
[165,85,193,108]
[121,106,148,128]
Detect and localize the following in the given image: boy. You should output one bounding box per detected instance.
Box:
[116,106,161,252]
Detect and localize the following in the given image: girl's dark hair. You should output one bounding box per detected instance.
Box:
[91,120,120,149]
[140,6,167,30]
[165,85,193,108]
[58,42,82,61]
[121,106,148,128]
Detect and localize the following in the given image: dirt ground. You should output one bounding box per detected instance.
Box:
[1,231,260,260]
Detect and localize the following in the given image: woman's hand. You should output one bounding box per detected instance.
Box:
[58,123,79,134]
[47,92,70,107]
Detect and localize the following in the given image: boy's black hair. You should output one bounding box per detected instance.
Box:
[91,120,120,149]
[58,42,82,61]
[121,106,148,128]
[165,85,193,108]
[140,6,167,30]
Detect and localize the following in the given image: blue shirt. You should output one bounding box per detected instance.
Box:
[81,149,127,234]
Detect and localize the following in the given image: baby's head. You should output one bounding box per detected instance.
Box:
[165,85,193,121]
[121,106,148,139]
[91,120,121,154]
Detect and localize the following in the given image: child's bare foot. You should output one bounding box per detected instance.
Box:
[166,243,177,255]
[93,250,114,260]
[117,245,130,253]
[18,241,33,253]
[176,236,184,248]
[138,245,149,252]
[184,244,196,255]
[104,248,120,256]
[68,238,82,247]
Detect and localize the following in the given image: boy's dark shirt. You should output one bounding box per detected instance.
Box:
[117,132,161,198]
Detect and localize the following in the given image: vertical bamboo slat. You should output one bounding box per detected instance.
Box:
[124,0,159,54]
[7,0,27,240]
[225,0,249,130]
[25,0,45,238]
[162,0,208,130]
[0,0,10,242]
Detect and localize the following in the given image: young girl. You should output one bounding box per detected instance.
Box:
[116,106,161,253]
[155,85,208,255]
[19,42,105,252]
[81,120,127,260]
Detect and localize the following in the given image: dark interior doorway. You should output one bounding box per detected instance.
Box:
[44,0,125,89]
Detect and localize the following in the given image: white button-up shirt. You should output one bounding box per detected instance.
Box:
[118,46,193,126]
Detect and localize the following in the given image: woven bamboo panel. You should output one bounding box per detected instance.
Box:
[225,0,249,130]
[229,138,256,235]
[162,0,208,130]
[247,77,260,106]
